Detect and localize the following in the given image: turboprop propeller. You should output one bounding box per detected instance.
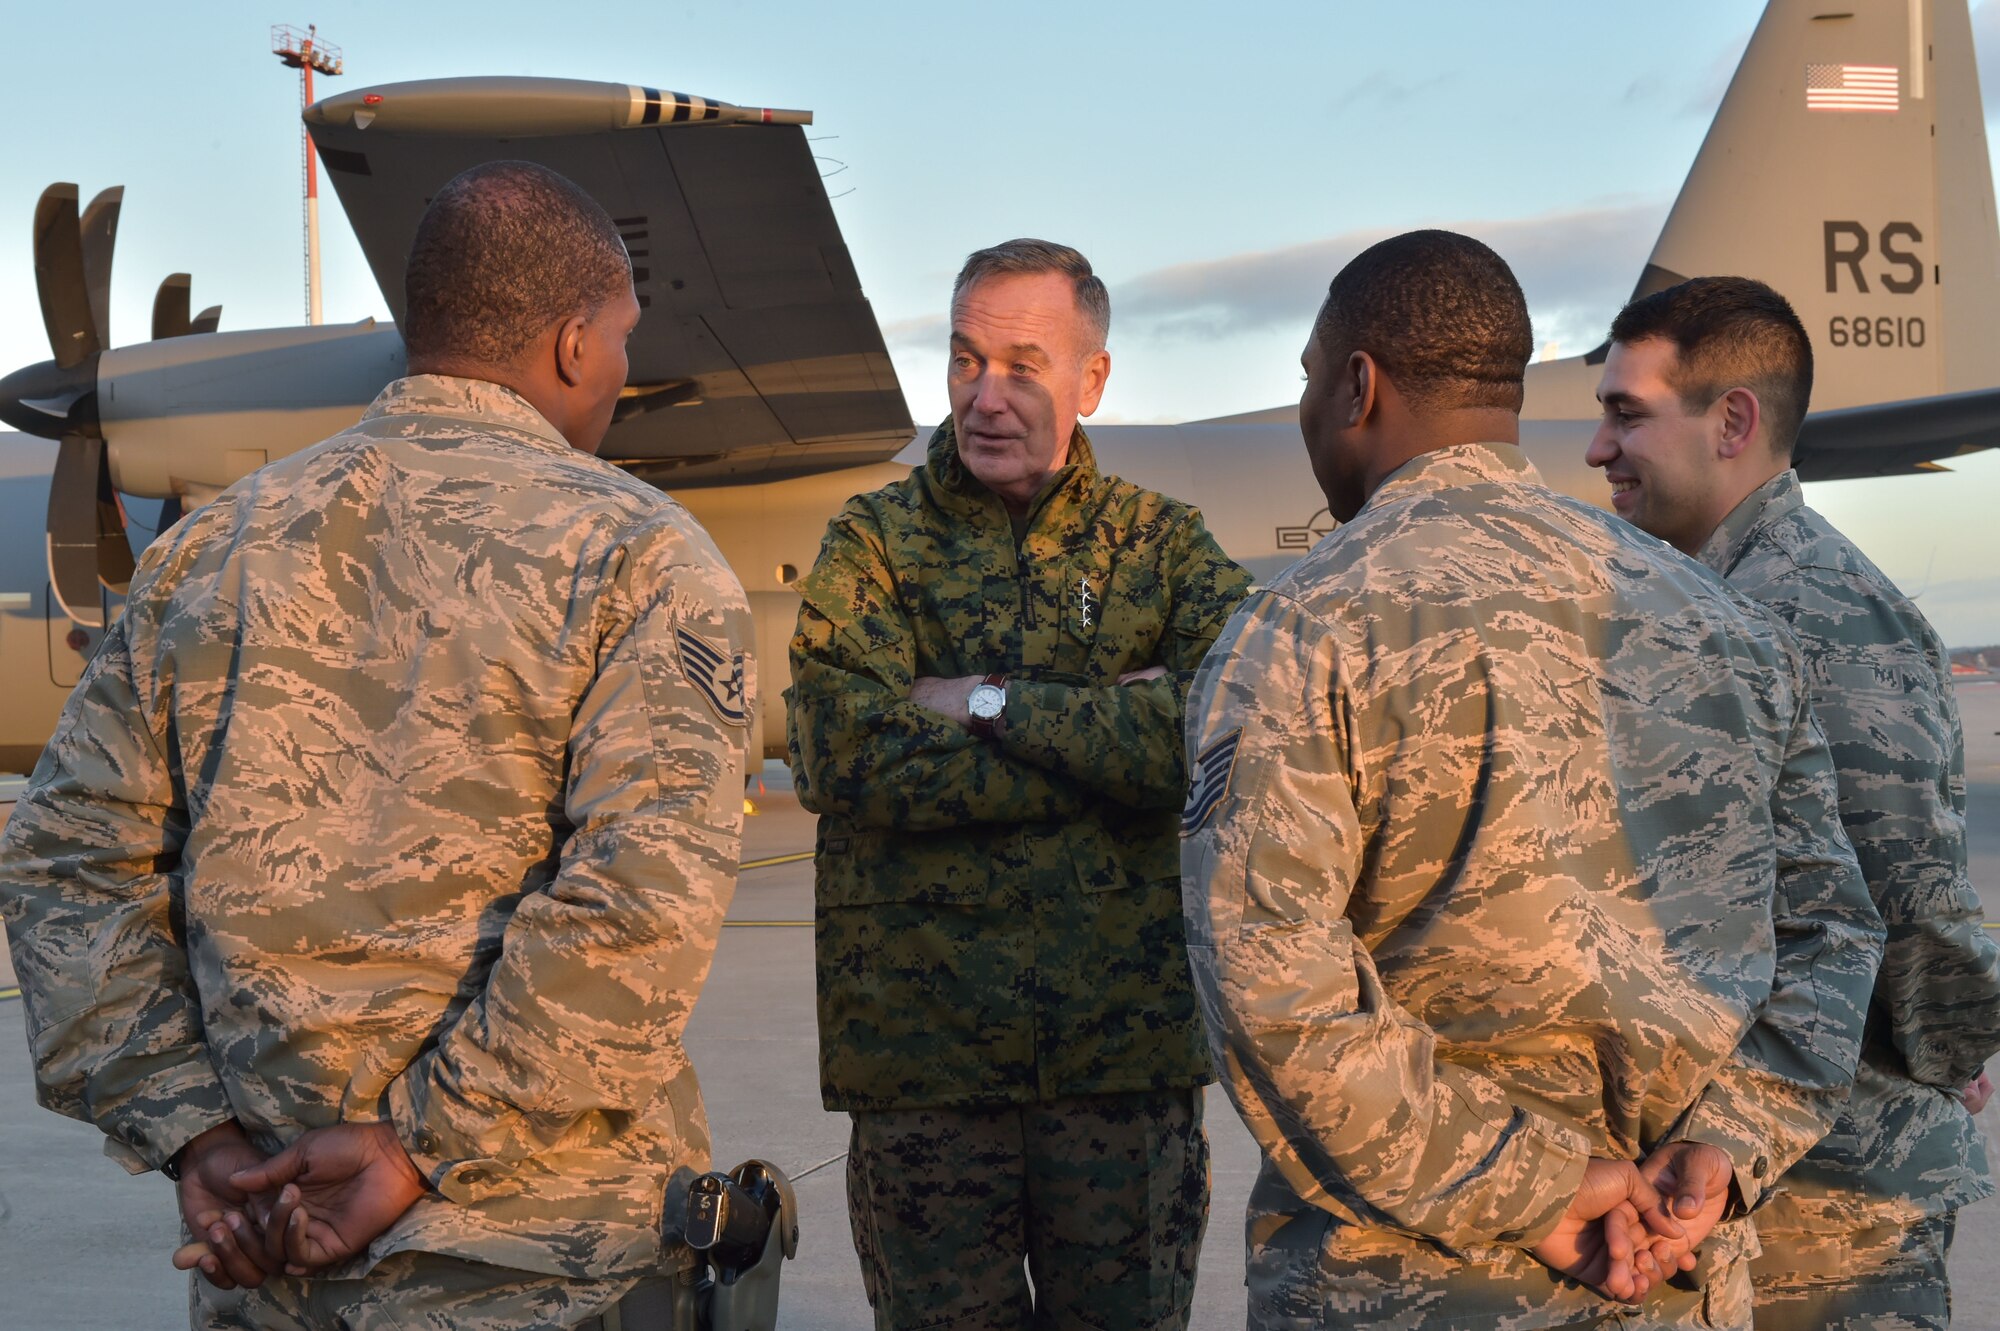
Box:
[150,271,223,341]
[0,183,222,626]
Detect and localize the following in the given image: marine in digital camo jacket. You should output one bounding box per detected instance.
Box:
[0,375,755,1284]
[1697,470,2000,1287]
[787,420,1253,1110]
[1181,443,1883,1329]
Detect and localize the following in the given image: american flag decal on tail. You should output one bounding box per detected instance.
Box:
[1182,728,1243,835]
[1806,64,1899,112]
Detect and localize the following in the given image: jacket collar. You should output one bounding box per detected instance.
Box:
[1695,469,1801,578]
[362,374,574,454]
[1357,441,1544,517]
[924,417,1099,523]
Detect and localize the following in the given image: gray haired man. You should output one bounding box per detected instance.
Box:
[788,238,1253,1330]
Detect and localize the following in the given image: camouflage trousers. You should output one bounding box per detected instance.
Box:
[1751,1207,1956,1331]
[845,1087,1209,1331]
[190,1250,633,1330]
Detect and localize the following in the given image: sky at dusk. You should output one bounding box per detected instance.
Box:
[2,0,1997,641]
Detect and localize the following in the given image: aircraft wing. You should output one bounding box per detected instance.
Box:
[306,77,914,487]
[1199,388,2000,485]
[1794,385,2000,482]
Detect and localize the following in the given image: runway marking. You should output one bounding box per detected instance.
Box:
[0,986,17,1002]
[740,850,812,871]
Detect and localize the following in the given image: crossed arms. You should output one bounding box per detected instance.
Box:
[786,504,1250,824]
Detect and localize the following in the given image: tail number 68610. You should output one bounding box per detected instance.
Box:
[1829,315,1926,349]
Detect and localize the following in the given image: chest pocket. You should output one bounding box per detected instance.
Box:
[1088,561,1170,679]
[1016,554,1091,677]
[893,529,1009,678]
[1020,545,1168,683]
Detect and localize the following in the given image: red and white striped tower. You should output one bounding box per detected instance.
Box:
[271,25,343,325]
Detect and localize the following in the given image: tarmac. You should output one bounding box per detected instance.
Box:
[1,680,1998,1328]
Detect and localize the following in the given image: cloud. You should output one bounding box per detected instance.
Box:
[1109,200,1667,353]
[1328,69,1451,114]
[878,201,1669,364]
[881,313,946,350]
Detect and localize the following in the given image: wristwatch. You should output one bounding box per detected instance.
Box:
[967,673,1008,739]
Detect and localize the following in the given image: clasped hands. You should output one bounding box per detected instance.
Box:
[167,1119,427,1289]
[1531,1141,1735,1305]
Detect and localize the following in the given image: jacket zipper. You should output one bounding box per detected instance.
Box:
[1017,543,1036,635]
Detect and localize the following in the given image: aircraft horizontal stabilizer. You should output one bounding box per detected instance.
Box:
[306,77,914,488]
[1794,384,2000,482]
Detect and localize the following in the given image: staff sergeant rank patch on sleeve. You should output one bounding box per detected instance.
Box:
[677,622,749,726]
[1182,727,1242,834]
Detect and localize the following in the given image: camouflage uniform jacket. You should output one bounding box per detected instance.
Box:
[787,420,1254,1110]
[0,375,754,1281]
[1699,468,2000,1231]
[1182,444,1882,1323]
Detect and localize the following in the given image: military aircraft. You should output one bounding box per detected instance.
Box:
[1,0,1996,768]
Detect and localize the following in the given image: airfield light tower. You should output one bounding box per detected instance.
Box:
[271,24,343,325]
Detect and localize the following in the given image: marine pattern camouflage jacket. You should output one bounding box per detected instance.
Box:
[1700,469,2000,1232]
[1182,444,1883,1327]
[787,421,1254,1110]
[0,376,754,1281]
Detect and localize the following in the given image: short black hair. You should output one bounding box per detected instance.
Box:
[402,161,632,368]
[1609,276,1813,458]
[952,238,1111,352]
[1313,230,1533,414]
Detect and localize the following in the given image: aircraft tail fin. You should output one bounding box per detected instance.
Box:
[1525,0,1999,418]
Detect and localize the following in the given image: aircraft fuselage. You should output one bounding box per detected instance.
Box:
[0,323,1619,762]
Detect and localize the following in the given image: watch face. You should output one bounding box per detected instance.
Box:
[969,684,1005,720]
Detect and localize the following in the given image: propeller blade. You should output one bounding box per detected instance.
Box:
[152,272,191,340]
[47,431,135,627]
[157,493,184,532]
[32,184,100,370]
[49,436,110,625]
[98,496,137,594]
[190,304,222,335]
[79,186,121,351]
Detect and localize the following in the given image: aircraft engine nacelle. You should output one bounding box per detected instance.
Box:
[102,320,405,501]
